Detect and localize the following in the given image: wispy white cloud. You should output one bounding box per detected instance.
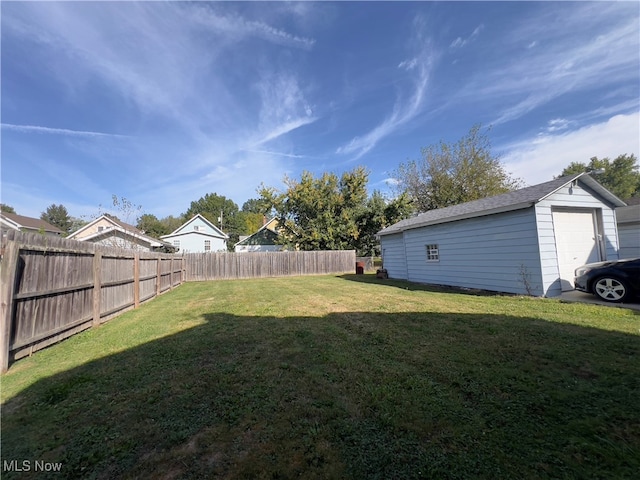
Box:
[251,72,318,147]
[2,1,322,214]
[252,117,318,147]
[336,18,436,160]
[2,2,315,137]
[480,4,639,125]
[398,58,418,71]
[336,61,432,159]
[189,5,315,50]
[545,118,570,133]
[1,123,127,138]
[242,149,306,159]
[450,24,484,49]
[500,112,640,186]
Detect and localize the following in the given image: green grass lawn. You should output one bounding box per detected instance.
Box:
[2,275,639,479]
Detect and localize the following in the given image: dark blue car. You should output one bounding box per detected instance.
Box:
[574,257,640,302]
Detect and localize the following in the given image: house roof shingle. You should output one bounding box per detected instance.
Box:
[0,211,64,234]
[378,173,626,236]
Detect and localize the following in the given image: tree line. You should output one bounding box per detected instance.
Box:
[2,125,638,255]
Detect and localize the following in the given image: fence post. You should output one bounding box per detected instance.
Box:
[92,251,102,326]
[169,257,174,290]
[156,257,161,296]
[134,252,140,308]
[0,242,20,373]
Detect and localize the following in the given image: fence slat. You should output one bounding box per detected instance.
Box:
[1,242,20,373]
[93,251,102,327]
[134,252,140,308]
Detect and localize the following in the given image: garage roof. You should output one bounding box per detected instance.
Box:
[378,172,626,236]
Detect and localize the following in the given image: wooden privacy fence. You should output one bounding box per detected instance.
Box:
[0,231,184,372]
[184,250,356,281]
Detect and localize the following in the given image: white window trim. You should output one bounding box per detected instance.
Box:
[426,244,439,262]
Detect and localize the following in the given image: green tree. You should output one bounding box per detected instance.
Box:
[184,193,241,249]
[69,217,88,234]
[259,166,408,254]
[40,204,73,234]
[241,198,270,215]
[158,215,185,235]
[237,211,266,236]
[239,198,271,235]
[354,190,413,257]
[394,125,523,212]
[137,214,170,239]
[558,154,640,200]
[0,204,16,213]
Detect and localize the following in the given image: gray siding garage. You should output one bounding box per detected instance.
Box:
[378,173,625,297]
[616,202,640,259]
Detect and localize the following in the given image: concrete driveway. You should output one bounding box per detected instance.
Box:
[559,290,640,311]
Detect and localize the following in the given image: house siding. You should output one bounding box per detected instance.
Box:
[380,233,408,279]
[618,223,640,259]
[234,222,281,252]
[616,205,640,259]
[71,217,118,240]
[535,182,620,297]
[397,208,543,296]
[93,236,152,252]
[168,233,227,253]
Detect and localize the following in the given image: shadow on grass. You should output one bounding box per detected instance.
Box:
[338,273,514,297]
[2,310,639,479]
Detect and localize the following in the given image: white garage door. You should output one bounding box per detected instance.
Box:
[552,209,601,291]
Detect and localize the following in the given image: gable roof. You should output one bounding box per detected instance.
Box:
[81,225,175,250]
[67,214,143,239]
[161,214,228,239]
[378,173,626,236]
[0,211,64,234]
[234,218,280,247]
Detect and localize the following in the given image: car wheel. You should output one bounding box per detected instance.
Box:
[592,276,629,302]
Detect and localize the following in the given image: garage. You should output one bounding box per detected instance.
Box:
[378,173,625,298]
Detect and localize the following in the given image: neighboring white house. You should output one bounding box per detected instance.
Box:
[234,218,283,252]
[616,199,640,259]
[161,214,228,253]
[0,211,64,238]
[67,215,175,252]
[377,173,626,298]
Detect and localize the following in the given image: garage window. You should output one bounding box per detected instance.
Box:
[204,240,211,252]
[426,244,439,262]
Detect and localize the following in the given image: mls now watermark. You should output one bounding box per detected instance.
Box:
[3,459,63,473]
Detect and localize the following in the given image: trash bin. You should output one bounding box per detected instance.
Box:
[356,262,365,275]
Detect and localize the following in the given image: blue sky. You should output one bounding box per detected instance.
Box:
[2,1,639,221]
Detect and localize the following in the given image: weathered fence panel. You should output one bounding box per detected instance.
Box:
[0,231,184,371]
[183,250,356,281]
